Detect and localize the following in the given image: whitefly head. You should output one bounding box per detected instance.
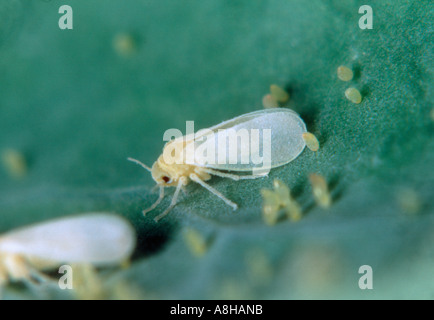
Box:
[150,161,178,186]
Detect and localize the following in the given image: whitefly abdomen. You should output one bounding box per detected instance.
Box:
[192,108,307,171]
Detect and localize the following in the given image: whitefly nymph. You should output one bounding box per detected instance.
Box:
[129,108,307,222]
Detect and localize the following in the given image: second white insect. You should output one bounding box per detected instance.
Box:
[0,213,136,296]
[129,108,307,222]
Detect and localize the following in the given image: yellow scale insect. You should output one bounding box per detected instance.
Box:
[0,213,136,296]
[129,108,308,222]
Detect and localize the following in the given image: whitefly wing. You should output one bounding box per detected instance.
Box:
[190,108,307,171]
[0,213,136,266]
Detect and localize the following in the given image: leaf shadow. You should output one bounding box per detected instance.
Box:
[133,216,178,259]
[285,82,327,146]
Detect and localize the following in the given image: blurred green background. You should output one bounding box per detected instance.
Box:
[0,0,433,299]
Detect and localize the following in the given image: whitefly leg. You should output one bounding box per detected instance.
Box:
[28,267,55,284]
[0,254,50,293]
[143,186,165,216]
[0,264,7,299]
[3,254,31,281]
[154,178,185,222]
[127,157,164,215]
[190,173,238,210]
[24,267,59,299]
[3,254,52,287]
[151,184,160,193]
[203,168,268,181]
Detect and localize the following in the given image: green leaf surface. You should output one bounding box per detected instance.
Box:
[0,0,433,299]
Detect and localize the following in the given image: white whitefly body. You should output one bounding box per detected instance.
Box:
[192,108,307,171]
[0,213,136,291]
[129,108,307,222]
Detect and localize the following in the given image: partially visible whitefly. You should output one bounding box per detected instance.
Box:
[0,213,136,265]
[0,213,136,293]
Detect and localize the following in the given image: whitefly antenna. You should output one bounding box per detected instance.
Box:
[127,157,152,172]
